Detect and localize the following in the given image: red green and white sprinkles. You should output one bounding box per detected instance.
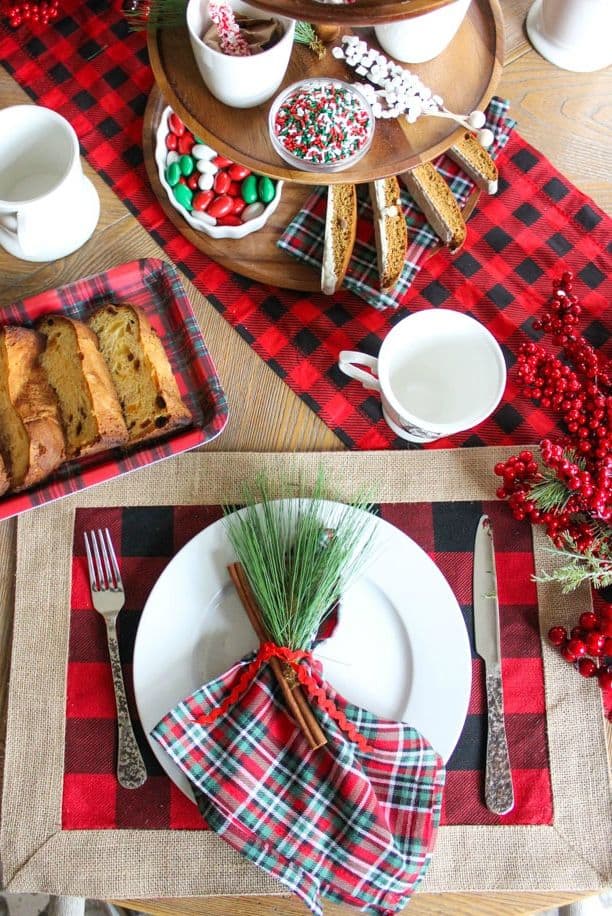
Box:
[272,81,372,166]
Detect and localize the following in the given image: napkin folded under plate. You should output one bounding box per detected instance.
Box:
[277,98,516,311]
[153,656,445,915]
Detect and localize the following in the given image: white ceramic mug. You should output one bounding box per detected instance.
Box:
[526,0,612,73]
[338,309,506,443]
[0,105,100,262]
[186,0,295,108]
[374,0,471,64]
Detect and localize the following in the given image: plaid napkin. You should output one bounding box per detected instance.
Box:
[278,98,516,310]
[153,656,445,915]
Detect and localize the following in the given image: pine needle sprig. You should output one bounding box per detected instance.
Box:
[122,0,187,30]
[224,475,376,650]
[534,536,612,593]
[293,21,326,59]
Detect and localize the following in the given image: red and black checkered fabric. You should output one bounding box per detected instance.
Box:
[0,1,609,450]
[64,502,552,831]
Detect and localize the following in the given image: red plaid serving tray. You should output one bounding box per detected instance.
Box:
[64,500,552,830]
[0,259,228,520]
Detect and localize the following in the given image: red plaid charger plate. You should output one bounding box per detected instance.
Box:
[0,258,228,520]
[64,500,552,831]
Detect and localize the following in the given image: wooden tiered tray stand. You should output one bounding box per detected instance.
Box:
[143,0,504,291]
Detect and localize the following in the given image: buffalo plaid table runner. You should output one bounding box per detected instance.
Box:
[64,499,553,831]
[0,0,610,451]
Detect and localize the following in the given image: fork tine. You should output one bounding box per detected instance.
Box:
[103,527,123,589]
[90,528,107,589]
[84,531,98,591]
[97,527,114,588]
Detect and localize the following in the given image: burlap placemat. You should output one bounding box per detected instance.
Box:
[2,449,611,898]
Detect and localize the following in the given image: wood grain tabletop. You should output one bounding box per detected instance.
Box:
[0,0,610,912]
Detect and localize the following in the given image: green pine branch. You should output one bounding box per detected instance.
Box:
[224,473,375,650]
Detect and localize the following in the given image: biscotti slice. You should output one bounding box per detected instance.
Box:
[89,304,192,442]
[0,452,8,496]
[399,164,467,253]
[321,184,357,296]
[38,315,128,458]
[447,131,498,195]
[369,177,407,291]
[0,326,65,490]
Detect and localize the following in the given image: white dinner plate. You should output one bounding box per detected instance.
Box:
[133,501,471,800]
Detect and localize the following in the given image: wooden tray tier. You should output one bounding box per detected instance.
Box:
[143,85,481,292]
[243,0,456,27]
[148,0,503,185]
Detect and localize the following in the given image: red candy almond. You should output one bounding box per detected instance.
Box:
[178,133,195,155]
[207,195,233,219]
[213,171,231,195]
[228,164,250,181]
[193,190,214,212]
[217,214,242,226]
[168,112,186,136]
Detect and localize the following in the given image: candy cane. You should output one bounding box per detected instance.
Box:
[208,0,251,56]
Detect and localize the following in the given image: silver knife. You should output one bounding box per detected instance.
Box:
[473,515,514,815]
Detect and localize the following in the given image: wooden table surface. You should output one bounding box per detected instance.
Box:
[0,1,610,913]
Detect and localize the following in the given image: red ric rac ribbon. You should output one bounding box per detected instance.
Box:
[193,641,372,753]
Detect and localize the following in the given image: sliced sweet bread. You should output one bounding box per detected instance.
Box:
[399,164,467,252]
[0,326,65,490]
[321,183,357,296]
[0,452,8,496]
[89,304,192,442]
[447,131,498,195]
[369,177,407,291]
[38,315,128,458]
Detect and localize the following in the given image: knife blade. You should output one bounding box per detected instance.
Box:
[473,514,514,815]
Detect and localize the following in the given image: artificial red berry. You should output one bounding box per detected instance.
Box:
[548,626,568,647]
[596,668,612,690]
[561,644,577,663]
[579,612,599,631]
[585,632,605,657]
[578,658,597,678]
[567,638,587,658]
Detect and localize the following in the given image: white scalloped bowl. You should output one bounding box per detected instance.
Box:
[155,106,283,240]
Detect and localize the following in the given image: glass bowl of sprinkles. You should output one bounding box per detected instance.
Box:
[268,78,374,173]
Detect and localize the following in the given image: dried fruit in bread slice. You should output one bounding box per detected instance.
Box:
[447,131,498,195]
[0,326,65,490]
[89,304,192,442]
[321,183,357,295]
[399,164,467,253]
[38,315,128,458]
[369,177,407,291]
[0,452,9,496]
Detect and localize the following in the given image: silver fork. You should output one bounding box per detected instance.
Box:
[84,527,147,789]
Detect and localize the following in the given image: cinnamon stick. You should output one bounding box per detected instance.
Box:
[228,562,327,751]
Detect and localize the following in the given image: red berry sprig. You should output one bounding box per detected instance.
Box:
[548,602,612,712]
[495,271,611,555]
[3,0,59,28]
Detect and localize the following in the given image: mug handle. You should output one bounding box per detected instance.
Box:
[338,350,381,391]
